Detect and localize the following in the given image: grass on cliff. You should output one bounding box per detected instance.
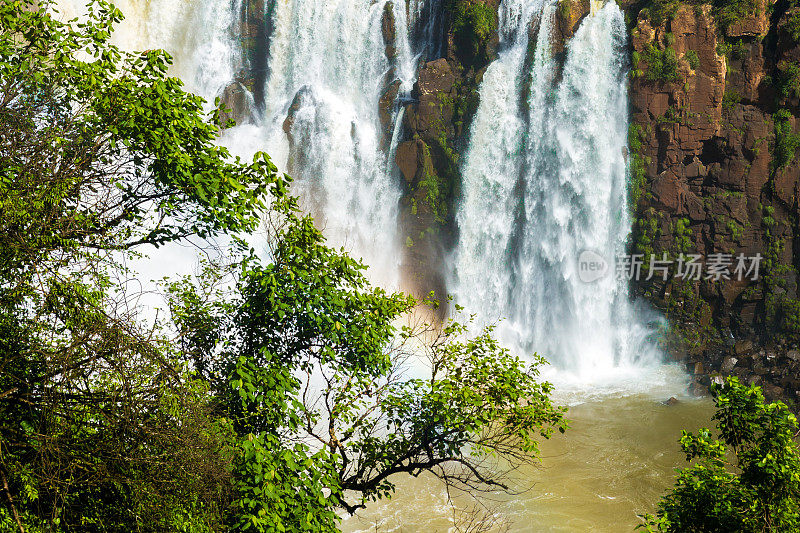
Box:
[639,0,758,35]
[772,109,800,171]
[449,0,497,68]
[628,124,649,210]
[712,0,758,33]
[643,43,681,83]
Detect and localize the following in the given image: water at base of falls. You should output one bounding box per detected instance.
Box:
[451,0,666,385]
[340,370,713,533]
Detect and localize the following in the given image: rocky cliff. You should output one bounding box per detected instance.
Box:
[391,0,500,304]
[391,0,800,402]
[624,0,800,402]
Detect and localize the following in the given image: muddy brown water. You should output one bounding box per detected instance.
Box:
[342,387,714,532]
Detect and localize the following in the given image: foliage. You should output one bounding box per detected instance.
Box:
[1,2,568,531]
[643,43,681,83]
[641,0,682,26]
[772,109,800,171]
[633,209,661,259]
[786,9,800,44]
[685,49,700,70]
[776,61,800,101]
[558,0,572,21]
[631,50,644,79]
[628,123,648,210]
[722,88,741,113]
[672,217,693,253]
[0,0,283,530]
[761,230,800,341]
[731,39,748,61]
[712,0,758,33]
[641,377,800,532]
[717,40,733,57]
[449,0,498,68]
[170,210,569,529]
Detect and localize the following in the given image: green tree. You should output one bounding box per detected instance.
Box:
[0,0,279,530]
[641,377,800,532]
[169,209,568,531]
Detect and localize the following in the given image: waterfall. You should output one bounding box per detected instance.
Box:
[250,0,431,287]
[55,0,665,382]
[452,0,662,380]
[57,0,241,99]
[58,0,432,288]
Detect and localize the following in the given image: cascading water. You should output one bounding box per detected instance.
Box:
[45,3,702,529]
[60,0,432,289]
[57,0,665,381]
[58,0,241,98]
[452,0,662,381]
[247,0,431,287]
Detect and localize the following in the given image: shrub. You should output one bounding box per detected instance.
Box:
[773,109,800,170]
[712,0,758,33]
[641,377,800,532]
[685,49,699,70]
[787,9,800,43]
[731,39,748,60]
[628,124,648,209]
[643,0,682,26]
[722,88,741,113]
[643,43,681,83]
[776,60,800,100]
[450,0,498,68]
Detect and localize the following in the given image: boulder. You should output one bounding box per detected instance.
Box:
[726,0,774,38]
[395,139,423,185]
[689,379,709,396]
[734,339,754,356]
[381,2,397,60]
[219,81,255,126]
[721,355,738,374]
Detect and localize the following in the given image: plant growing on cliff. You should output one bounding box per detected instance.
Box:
[685,49,700,70]
[640,377,800,532]
[776,61,800,101]
[631,50,644,79]
[712,0,758,33]
[633,209,662,261]
[786,8,800,44]
[722,88,742,113]
[641,0,682,26]
[672,218,693,252]
[772,109,800,171]
[762,232,800,341]
[557,0,572,21]
[449,0,498,68]
[628,124,649,209]
[643,43,681,83]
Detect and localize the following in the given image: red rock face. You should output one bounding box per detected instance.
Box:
[726,0,772,38]
[629,2,800,401]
